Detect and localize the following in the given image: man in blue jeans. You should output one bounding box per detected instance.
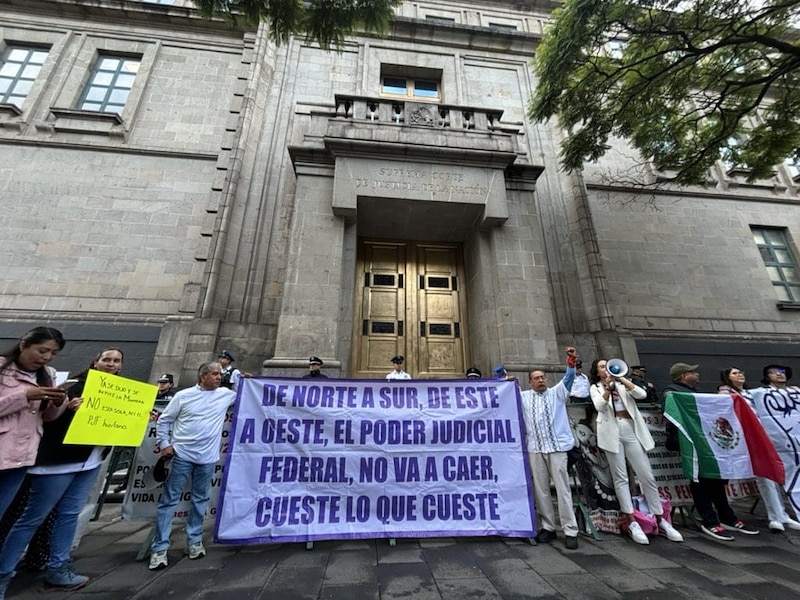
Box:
[149,362,236,570]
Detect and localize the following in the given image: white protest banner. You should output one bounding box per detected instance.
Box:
[215,378,535,543]
[750,387,800,518]
[121,401,233,521]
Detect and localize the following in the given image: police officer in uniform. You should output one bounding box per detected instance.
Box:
[386,355,411,380]
[218,350,241,390]
[303,356,328,378]
[156,373,176,401]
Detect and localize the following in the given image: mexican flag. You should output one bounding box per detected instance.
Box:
[664,392,784,483]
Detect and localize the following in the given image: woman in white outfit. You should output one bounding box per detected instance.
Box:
[590,359,683,544]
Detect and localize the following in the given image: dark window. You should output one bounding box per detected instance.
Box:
[428,277,450,289]
[429,324,452,336]
[426,16,456,24]
[371,322,395,334]
[373,274,396,286]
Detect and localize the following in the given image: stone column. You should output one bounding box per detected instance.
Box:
[261,165,346,377]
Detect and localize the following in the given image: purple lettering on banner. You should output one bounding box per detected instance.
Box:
[215,378,536,544]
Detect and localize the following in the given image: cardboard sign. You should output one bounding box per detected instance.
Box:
[63,370,157,446]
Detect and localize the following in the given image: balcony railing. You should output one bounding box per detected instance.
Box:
[334,95,506,132]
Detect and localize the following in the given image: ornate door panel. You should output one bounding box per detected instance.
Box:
[353,240,467,378]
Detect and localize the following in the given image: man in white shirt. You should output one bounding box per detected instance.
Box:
[386,355,411,380]
[148,362,236,570]
[520,348,580,549]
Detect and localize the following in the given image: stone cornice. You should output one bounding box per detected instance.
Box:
[1,0,252,37]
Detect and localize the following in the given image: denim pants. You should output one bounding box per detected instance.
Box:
[0,467,28,520]
[0,467,100,575]
[152,455,214,553]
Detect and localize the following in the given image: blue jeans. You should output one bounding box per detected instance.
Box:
[0,467,100,575]
[0,467,28,520]
[152,455,214,553]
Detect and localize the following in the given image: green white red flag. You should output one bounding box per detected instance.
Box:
[664,392,784,483]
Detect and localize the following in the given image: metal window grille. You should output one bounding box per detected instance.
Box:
[0,45,49,108]
[752,227,800,303]
[78,55,140,114]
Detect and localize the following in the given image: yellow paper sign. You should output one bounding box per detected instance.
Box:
[63,370,158,447]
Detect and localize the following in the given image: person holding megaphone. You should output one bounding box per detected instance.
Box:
[590,358,683,545]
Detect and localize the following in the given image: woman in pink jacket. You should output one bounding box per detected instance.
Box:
[0,327,67,520]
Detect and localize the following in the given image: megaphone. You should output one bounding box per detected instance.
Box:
[606,358,629,378]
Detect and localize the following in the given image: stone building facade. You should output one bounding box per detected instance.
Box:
[1,0,798,388]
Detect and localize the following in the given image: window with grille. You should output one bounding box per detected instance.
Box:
[752,226,800,304]
[0,45,49,108]
[78,55,140,114]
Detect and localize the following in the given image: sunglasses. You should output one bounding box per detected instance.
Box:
[767,369,786,375]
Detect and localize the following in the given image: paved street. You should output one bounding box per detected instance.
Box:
[4,499,800,600]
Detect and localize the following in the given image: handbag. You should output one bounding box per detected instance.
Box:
[632,495,672,535]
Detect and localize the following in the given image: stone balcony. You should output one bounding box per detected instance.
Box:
[318,95,527,168]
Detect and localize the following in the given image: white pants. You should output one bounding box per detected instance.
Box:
[758,477,794,522]
[528,451,578,537]
[605,418,662,516]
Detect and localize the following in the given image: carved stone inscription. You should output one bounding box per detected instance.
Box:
[353,166,489,198]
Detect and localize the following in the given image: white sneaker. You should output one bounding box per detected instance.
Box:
[148,550,168,571]
[769,520,785,532]
[658,519,683,542]
[627,521,649,545]
[783,518,800,531]
[188,541,206,560]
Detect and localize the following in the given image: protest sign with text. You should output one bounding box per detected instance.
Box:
[63,370,157,446]
[215,378,535,544]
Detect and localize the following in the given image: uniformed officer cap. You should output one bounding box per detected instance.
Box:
[391,355,404,364]
[157,373,173,383]
[219,350,235,362]
[466,367,482,378]
[309,356,323,366]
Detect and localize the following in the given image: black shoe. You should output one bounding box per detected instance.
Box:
[565,536,579,549]
[535,529,556,544]
[721,520,759,535]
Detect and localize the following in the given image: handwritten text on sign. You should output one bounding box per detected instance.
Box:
[215,378,535,544]
[64,370,157,446]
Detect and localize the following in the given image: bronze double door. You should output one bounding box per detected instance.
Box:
[352,240,468,379]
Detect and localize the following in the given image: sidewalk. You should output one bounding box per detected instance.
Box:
[5,499,800,599]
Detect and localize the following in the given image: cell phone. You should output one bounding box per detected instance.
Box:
[59,379,79,391]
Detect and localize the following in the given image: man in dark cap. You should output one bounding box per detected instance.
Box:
[661,362,758,541]
[217,350,241,391]
[466,367,482,379]
[303,356,328,379]
[156,373,176,401]
[386,355,411,380]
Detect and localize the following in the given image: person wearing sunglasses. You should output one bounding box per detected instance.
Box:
[761,364,799,392]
